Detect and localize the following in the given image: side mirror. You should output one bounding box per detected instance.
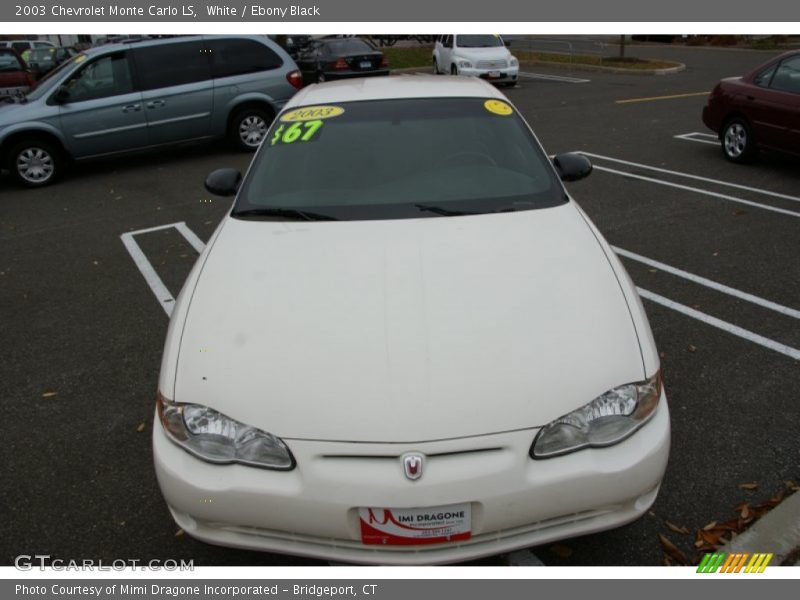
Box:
[553,153,593,182]
[53,86,70,104]
[205,168,242,196]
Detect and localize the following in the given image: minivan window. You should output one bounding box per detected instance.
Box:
[208,38,282,78]
[133,41,210,90]
[62,53,134,102]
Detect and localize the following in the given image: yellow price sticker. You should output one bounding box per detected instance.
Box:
[280,105,345,123]
[484,99,513,116]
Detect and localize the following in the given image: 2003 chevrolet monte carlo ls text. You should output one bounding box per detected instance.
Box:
[153,76,670,565]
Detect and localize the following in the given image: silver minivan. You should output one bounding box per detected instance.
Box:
[0,35,303,187]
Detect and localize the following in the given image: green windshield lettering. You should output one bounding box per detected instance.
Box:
[270,120,325,146]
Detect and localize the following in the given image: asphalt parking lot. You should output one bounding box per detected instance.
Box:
[1,43,798,567]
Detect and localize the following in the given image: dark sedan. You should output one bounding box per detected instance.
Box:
[294,37,389,84]
[702,50,800,163]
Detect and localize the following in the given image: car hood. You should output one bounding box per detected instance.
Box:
[454,47,511,62]
[175,203,644,443]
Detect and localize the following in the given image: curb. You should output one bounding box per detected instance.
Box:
[519,59,686,76]
[722,490,800,565]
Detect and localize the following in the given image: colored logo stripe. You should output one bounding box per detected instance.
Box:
[696,552,773,573]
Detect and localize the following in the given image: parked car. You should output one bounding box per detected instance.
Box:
[0,35,303,187]
[153,76,670,565]
[26,46,78,80]
[433,35,519,86]
[0,49,35,101]
[294,37,388,83]
[702,49,800,163]
[0,39,56,57]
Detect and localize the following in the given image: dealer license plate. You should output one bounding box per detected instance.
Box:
[487,70,502,79]
[359,503,471,545]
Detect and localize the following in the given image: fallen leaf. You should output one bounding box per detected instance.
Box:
[659,534,687,564]
[175,529,184,537]
[702,521,717,530]
[649,268,658,273]
[41,391,58,398]
[738,483,758,490]
[712,252,719,256]
[698,529,721,546]
[688,345,697,353]
[659,352,665,359]
[666,521,690,535]
[136,422,145,433]
[740,504,750,519]
[694,539,705,548]
[733,209,747,216]
[663,556,673,566]
[549,544,573,558]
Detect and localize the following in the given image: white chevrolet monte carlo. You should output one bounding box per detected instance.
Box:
[153,75,670,565]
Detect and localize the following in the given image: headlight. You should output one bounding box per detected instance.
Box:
[457,60,472,68]
[156,392,295,470]
[530,371,662,459]
[510,56,519,67]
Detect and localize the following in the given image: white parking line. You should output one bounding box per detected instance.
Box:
[674,132,720,146]
[613,246,800,320]
[519,71,590,83]
[120,221,204,317]
[578,151,800,204]
[591,164,800,218]
[637,288,800,361]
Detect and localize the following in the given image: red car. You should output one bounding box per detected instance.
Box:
[0,48,35,100]
[702,50,800,163]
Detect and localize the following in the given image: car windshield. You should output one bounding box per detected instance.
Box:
[30,48,56,61]
[457,35,504,48]
[233,97,564,221]
[0,51,24,72]
[325,39,375,55]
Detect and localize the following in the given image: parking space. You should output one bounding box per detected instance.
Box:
[1,43,798,567]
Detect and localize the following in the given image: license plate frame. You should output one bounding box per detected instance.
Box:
[359,503,471,546]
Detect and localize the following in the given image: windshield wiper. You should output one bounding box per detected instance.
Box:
[414,203,480,217]
[232,207,339,221]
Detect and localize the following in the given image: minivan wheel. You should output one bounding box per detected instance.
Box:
[316,71,327,83]
[722,117,756,163]
[9,140,61,187]
[432,58,439,74]
[230,108,272,152]
[451,64,458,75]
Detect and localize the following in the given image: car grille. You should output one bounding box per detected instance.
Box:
[476,60,508,69]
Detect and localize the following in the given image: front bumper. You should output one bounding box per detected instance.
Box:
[458,67,519,84]
[153,392,670,564]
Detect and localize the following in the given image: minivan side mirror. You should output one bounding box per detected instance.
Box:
[205,168,242,196]
[552,153,593,182]
[53,86,70,104]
